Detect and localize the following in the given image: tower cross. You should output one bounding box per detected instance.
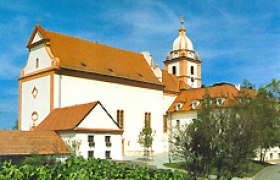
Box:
[180,16,184,26]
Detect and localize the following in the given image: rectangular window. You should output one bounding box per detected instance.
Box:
[190,66,194,75]
[88,135,95,147]
[163,115,168,133]
[88,150,94,158]
[35,58,39,69]
[145,112,151,128]
[105,136,112,147]
[105,136,111,143]
[105,151,111,159]
[278,153,280,159]
[117,110,124,129]
[88,135,94,142]
[270,153,273,159]
[176,120,180,127]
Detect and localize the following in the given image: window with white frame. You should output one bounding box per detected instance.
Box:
[105,136,111,147]
[175,103,183,111]
[88,150,94,158]
[105,151,111,159]
[192,100,200,109]
[217,98,225,106]
[88,135,95,147]
[176,120,180,127]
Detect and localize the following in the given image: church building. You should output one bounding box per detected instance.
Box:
[16,18,279,162]
[18,18,201,159]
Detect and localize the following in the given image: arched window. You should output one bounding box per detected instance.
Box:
[172,66,177,75]
[190,66,194,75]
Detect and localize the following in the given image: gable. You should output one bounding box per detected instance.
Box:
[22,44,53,74]
[78,103,119,130]
[35,102,98,131]
[35,101,121,132]
[32,31,44,44]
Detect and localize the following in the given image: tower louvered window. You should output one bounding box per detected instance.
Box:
[172,66,177,75]
[191,66,194,75]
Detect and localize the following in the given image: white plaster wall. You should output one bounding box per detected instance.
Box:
[167,61,180,76]
[78,104,119,130]
[60,133,122,160]
[163,94,177,114]
[24,44,52,74]
[32,32,43,44]
[55,75,165,154]
[21,76,50,131]
[170,113,197,127]
[263,147,280,160]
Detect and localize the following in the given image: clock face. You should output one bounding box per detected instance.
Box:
[32,112,38,121]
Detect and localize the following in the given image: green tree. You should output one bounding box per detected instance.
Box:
[256,79,280,161]
[241,79,255,89]
[172,79,280,177]
[12,119,18,130]
[138,125,154,159]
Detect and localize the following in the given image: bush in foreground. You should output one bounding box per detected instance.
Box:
[0,156,190,179]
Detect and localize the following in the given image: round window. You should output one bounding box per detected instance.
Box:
[31,112,38,121]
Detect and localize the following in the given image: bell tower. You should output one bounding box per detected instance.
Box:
[164,17,201,88]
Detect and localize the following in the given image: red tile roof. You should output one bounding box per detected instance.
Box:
[27,25,162,87]
[168,83,257,112]
[162,70,191,93]
[162,70,180,93]
[35,102,99,131]
[0,130,70,156]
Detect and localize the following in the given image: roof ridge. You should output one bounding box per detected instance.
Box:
[52,101,98,111]
[43,28,143,56]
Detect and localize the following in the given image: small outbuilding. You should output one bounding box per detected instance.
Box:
[35,101,123,160]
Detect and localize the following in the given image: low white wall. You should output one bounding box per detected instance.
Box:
[60,133,123,160]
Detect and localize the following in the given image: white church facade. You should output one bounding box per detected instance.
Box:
[18,19,201,159]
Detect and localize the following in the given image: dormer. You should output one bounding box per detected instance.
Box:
[191,100,200,109]
[175,103,184,111]
[216,98,225,106]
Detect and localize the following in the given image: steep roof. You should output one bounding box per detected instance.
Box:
[162,70,191,93]
[35,102,98,131]
[0,130,70,156]
[168,83,257,112]
[27,25,162,87]
[35,101,123,133]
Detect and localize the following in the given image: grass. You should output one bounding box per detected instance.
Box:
[163,160,271,177]
[163,162,186,170]
[245,160,271,177]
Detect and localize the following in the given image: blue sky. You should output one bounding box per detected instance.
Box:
[0,0,279,129]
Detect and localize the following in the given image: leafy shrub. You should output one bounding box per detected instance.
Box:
[0,156,190,179]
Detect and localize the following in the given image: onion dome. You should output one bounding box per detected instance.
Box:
[171,17,195,59]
